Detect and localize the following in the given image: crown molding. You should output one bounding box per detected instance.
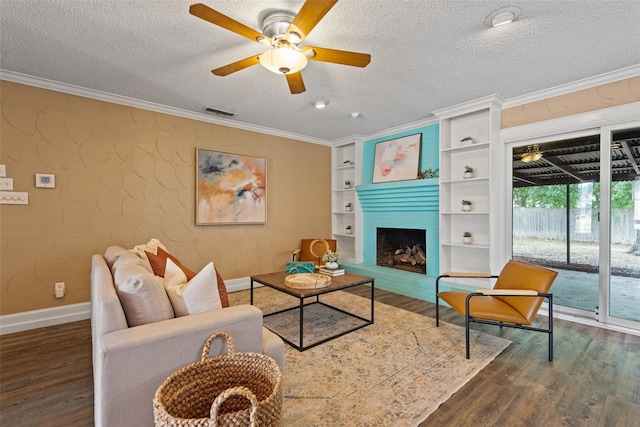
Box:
[432,94,505,119]
[502,64,640,109]
[0,70,332,146]
[329,115,439,146]
[361,116,439,142]
[500,102,640,143]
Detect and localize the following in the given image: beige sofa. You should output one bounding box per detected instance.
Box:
[91,251,284,427]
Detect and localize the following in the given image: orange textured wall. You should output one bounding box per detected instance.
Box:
[0,81,331,315]
[501,76,640,128]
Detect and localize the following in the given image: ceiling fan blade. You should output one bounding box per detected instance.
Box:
[190,3,270,45]
[303,46,371,67]
[286,72,306,94]
[212,55,260,76]
[288,0,338,42]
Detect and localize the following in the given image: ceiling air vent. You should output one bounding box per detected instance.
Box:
[203,107,235,117]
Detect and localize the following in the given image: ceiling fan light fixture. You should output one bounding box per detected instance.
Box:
[485,6,521,27]
[521,145,542,163]
[259,47,308,74]
[288,31,302,44]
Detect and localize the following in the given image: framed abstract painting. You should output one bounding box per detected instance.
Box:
[372,133,422,183]
[196,148,267,225]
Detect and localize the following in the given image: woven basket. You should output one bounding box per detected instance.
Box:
[153,332,282,427]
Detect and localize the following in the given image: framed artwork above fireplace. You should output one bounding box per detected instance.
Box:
[372,133,422,183]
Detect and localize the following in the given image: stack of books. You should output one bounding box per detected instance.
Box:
[319,267,345,276]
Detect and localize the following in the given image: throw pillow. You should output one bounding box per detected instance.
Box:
[111,249,153,275]
[130,238,167,272]
[146,247,229,308]
[164,259,222,316]
[131,238,167,259]
[146,247,196,279]
[113,262,175,326]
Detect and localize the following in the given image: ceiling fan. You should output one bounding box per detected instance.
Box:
[189,1,371,94]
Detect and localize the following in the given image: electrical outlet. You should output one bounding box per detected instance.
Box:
[55,282,65,298]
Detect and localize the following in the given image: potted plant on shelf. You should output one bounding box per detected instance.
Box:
[461,200,472,212]
[345,202,352,212]
[460,136,474,145]
[322,250,341,269]
[344,180,352,189]
[463,232,473,245]
[345,225,352,234]
[463,165,474,179]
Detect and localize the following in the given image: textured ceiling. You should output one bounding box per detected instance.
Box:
[1,0,639,143]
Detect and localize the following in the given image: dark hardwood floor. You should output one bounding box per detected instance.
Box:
[1,288,638,426]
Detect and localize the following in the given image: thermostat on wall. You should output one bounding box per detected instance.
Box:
[35,173,55,188]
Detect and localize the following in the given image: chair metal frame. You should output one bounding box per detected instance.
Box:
[436,273,554,361]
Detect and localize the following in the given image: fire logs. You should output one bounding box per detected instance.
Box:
[392,245,426,267]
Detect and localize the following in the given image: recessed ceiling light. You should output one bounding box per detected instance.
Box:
[313,100,327,109]
[350,112,361,118]
[485,6,521,27]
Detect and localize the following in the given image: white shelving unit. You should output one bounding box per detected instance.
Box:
[331,141,358,262]
[434,96,504,285]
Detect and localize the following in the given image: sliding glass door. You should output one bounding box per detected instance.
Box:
[511,124,640,330]
[602,126,640,326]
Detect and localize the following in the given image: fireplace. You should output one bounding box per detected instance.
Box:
[376,227,427,274]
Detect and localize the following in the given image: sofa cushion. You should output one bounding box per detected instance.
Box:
[104,246,127,269]
[113,261,175,327]
[164,259,222,316]
[146,247,230,308]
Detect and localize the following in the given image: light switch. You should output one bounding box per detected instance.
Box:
[0,164,6,177]
[0,178,13,191]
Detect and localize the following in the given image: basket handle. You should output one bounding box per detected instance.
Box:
[210,386,258,427]
[202,332,235,361]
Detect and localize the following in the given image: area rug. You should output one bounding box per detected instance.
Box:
[229,287,511,426]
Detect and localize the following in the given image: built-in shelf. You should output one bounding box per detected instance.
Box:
[440,177,489,184]
[332,142,359,262]
[334,233,355,238]
[440,212,489,215]
[440,141,490,153]
[434,95,504,282]
[441,242,490,248]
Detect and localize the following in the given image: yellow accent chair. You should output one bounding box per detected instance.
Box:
[292,238,337,267]
[436,260,558,360]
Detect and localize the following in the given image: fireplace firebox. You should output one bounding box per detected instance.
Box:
[376,227,426,274]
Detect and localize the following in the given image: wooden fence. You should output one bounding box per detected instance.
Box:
[513,208,636,245]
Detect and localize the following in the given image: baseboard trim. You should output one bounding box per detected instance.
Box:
[0,302,91,335]
[225,277,252,293]
[0,277,256,335]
